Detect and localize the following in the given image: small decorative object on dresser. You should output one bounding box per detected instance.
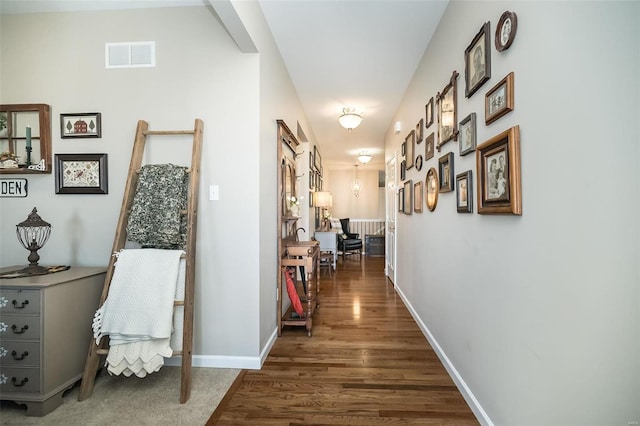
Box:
[0,266,106,416]
[5,208,53,278]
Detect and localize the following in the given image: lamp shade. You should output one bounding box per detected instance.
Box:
[338,107,363,130]
[314,191,332,208]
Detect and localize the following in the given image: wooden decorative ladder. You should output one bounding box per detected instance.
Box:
[78,119,204,403]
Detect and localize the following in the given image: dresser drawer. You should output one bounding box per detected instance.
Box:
[0,341,40,367]
[0,290,41,315]
[0,366,40,393]
[0,315,41,340]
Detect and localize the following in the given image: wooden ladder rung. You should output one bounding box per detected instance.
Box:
[174,300,184,306]
[143,130,194,136]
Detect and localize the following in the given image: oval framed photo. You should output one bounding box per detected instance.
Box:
[495,11,517,52]
[426,167,439,212]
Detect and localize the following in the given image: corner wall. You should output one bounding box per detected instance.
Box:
[386,1,640,424]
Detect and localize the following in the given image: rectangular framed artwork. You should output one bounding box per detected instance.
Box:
[405,130,415,169]
[55,153,108,194]
[416,119,424,143]
[485,72,515,124]
[438,152,454,193]
[425,132,435,160]
[414,180,423,213]
[465,22,491,98]
[437,71,459,151]
[425,97,434,128]
[459,112,477,156]
[403,179,413,215]
[456,170,473,213]
[60,113,102,138]
[476,125,521,215]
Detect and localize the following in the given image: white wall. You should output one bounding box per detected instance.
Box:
[0,6,264,365]
[326,167,383,220]
[386,1,639,425]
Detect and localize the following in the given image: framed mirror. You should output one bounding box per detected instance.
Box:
[0,104,52,174]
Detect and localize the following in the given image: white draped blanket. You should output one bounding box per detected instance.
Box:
[93,249,183,346]
[92,249,183,377]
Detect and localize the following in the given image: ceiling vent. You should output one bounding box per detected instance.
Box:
[105,41,156,69]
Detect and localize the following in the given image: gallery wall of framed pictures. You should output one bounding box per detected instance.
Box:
[396,9,520,217]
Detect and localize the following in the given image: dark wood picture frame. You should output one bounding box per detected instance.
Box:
[425,132,435,161]
[313,145,322,172]
[403,179,413,215]
[438,152,454,193]
[495,11,518,52]
[55,153,108,194]
[485,72,515,125]
[465,22,491,98]
[400,160,406,180]
[414,180,423,213]
[416,118,424,143]
[425,97,434,128]
[459,112,477,156]
[60,113,102,139]
[426,167,439,212]
[437,71,459,151]
[456,170,473,213]
[415,154,423,171]
[476,125,521,215]
[398,187,405,213]
[405,130,415,169]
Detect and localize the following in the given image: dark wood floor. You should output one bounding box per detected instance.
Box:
[207,255,479,425]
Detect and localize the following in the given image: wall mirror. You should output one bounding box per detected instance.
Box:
[0,104,52,174]
[282,156,296,216]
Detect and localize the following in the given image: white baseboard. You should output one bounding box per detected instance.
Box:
[393,285,494,426]
[165,327,279,370]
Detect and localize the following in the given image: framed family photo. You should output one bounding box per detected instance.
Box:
[438,152,454,193]
[476,125,521,215]
[456,170,473,213]
[437,71,459,151]
[459,112,477,156]
[465,22,491,98]
[486,72,515,124]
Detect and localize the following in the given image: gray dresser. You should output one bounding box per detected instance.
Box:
[0,266,105,416]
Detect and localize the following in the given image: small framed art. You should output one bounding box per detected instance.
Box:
[437,71,459,151]
[465,22,491,98]
[60,113,102,138]
[438,152,454,193]
[459,112,477,156]
[400,160,406,180]
[425,97,434,128]
[456,170,473,213]
[55,153,108,194]
[405,130,415,169]
[425,133,435,161]
[416,119,424,143]
[398,188,405,213]
[476,125,521,215]
[415,154,423,171]
[495,11,518,52]
[403,180,413,215]
[414,180,423,213]
[486,72,514,125]
[426,167,439,212]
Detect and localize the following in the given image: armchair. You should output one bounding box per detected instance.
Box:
[337,218,362,260]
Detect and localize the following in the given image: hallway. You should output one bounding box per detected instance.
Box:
[208,256,478,424]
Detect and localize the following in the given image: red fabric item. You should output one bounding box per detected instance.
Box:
[285,268,304,317]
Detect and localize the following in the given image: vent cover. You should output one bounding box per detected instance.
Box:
[105,41,156,68]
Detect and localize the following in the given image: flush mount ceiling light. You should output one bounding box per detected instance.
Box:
[338,107,363,131]
[357,152,372,164]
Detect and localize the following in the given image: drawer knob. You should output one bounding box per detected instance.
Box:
[11,350,29,361]
[11,377,29,387]
[11,299,29,309]
[11,324,29,334]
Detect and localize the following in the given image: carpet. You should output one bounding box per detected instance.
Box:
[1,366,239,425]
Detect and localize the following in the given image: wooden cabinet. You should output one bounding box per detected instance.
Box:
[0,266,105,416]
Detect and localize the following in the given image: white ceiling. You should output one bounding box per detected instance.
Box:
[259,0,448,169]
[0,0,448,169]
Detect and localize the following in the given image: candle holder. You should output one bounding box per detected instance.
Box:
[14,207,52,276]
[25,145,32,167]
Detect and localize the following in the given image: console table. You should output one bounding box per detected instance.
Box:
[0,266,106,416]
